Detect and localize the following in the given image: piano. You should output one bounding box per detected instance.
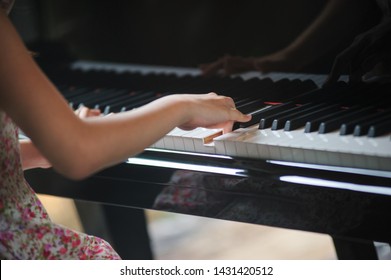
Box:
[25,60,391,260]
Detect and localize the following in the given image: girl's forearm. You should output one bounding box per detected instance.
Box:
[19,139,51,170]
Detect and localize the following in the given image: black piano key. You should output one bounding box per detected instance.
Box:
[237,99,267,114]
[318,106,377,134]
[263,78,295,100]
[201,76,244,96]
[234,97,253,107]
[353,111,391,136]
[240,105,274,127]
[89,94,130,111]
[99,91,156,112]
[85,89,129,104]
[339,110,387,135]
[304,110,342,133]
[66,88,109,106]
[285,81,348,104]
[223,77,318,130]
[81,89,128,108]
[193,75,314,102]
[103,106,111,115]
[271,103,325,130]
[233,105,272,129]
[224,78,272,103]
[258,102,297,129]
[304,105,361,133]
[97,93,134,109]
[301,79,318,91]
[61,86,93,99]
[368,118,391,137]
[112,92,166,112]
[284,104,340,131]
[282,79,314,97]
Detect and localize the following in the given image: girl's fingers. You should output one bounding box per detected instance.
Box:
[75,106,101,118]
[229,107,252,123]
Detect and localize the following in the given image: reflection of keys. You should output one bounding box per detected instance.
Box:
[152,127,223,154]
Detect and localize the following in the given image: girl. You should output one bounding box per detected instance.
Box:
[0,1,250,259]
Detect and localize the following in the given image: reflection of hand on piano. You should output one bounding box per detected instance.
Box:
[325,18,391,85]
[199,55,256,77]
[199,51,304,77]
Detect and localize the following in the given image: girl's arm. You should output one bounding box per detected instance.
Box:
[19,106,101,170]
[0,10,250,180]
[20,139,51,170]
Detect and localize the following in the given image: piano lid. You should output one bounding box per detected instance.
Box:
[10,0,380,73]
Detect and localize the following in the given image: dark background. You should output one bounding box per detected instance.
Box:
[10,0,380,73]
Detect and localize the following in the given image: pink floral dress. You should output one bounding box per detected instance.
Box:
[0,111,121,259]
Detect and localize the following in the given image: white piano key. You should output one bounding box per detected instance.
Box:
[162,131,176,150]
[368,135,391,157]
[279,129,306,163]
[214,129,249,156]
[192,129,222,153]
[169,128,192,151]
[273,130,303,161]
[152,127,221,153]
[378,156,391,171]
[153,128,181,150]
[178,128,222,154]
[218,125,391,171]
[241,129,274,160]
[232,126,259,158]
[266,130,286,161]
[152,137,166,149]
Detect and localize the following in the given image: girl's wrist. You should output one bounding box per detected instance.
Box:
[154,94,193,128]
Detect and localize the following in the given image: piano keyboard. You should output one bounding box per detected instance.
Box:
[51,61,391,172]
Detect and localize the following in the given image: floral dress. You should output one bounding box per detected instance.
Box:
[0,111,121,259]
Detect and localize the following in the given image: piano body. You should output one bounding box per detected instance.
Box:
[12,0,390,259]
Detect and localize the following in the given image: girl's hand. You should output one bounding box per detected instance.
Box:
[74,106,101,118]
[175,92,251,133]
[325,18,391,86]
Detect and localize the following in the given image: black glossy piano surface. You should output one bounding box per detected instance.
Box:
[25,61,391,259]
